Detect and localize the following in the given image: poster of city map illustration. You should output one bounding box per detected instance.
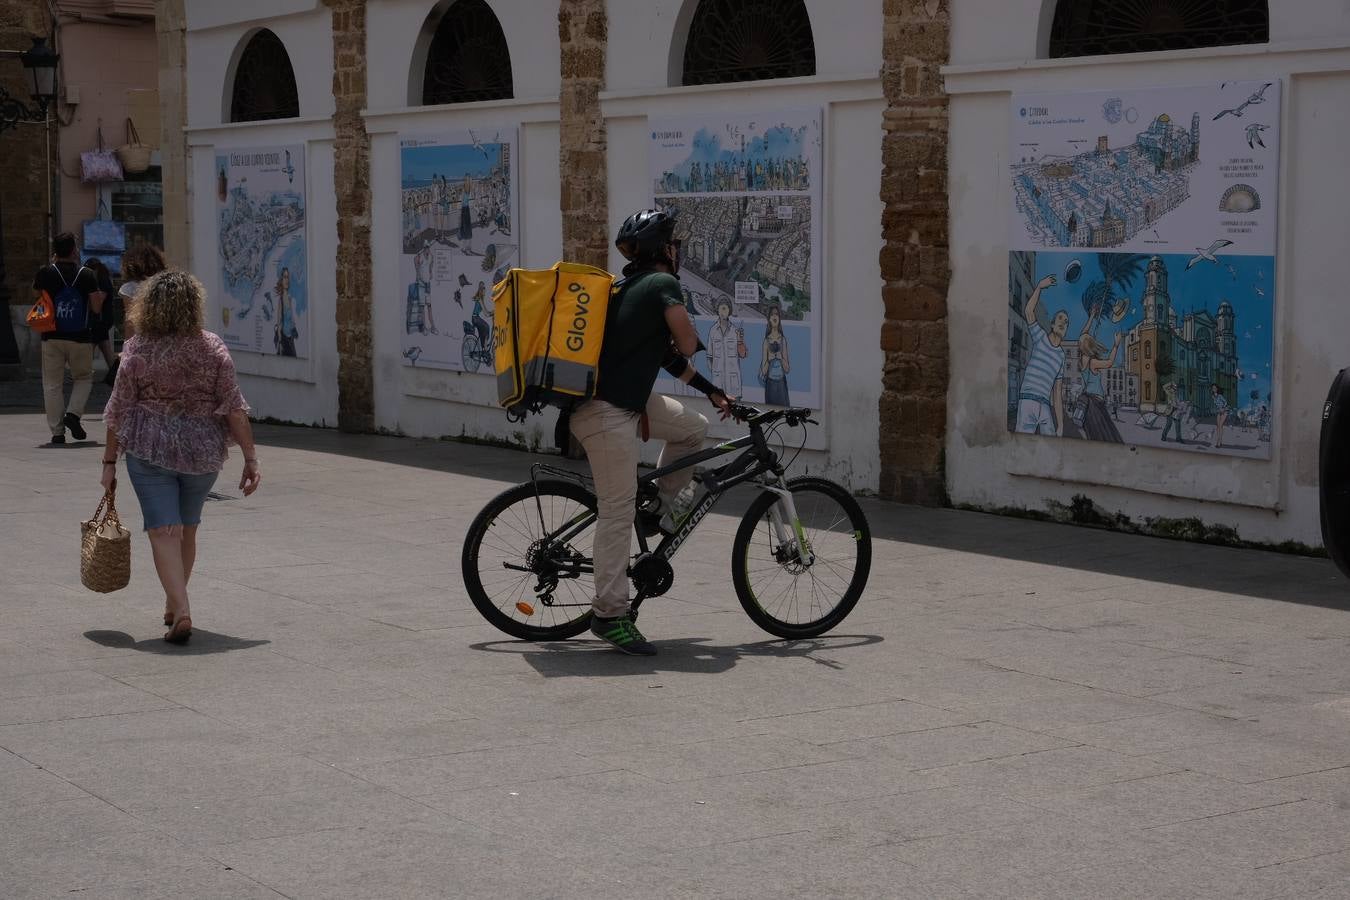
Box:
[649,109,822,408]
[1007,82,1280,459]
[216,145,307,357]
[399,129,518,372]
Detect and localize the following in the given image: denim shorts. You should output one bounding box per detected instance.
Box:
[124,455,219,531]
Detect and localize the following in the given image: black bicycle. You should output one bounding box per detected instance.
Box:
[462,404,872,641]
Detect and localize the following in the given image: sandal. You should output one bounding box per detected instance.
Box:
[164,616,192,645]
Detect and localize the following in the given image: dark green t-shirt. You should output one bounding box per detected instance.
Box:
[596,270,684,412]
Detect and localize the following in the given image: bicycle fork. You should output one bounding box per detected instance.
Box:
[761,480,814,566]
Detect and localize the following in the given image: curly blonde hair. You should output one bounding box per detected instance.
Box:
[129,270,205,338]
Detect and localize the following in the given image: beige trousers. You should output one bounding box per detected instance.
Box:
[569,395,708,617]
[41,340,95,436]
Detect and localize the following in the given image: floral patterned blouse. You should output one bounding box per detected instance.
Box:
[103,331,250,475]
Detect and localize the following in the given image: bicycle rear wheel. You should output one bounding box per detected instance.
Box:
[731,476,871,639]
[462,479,597,640]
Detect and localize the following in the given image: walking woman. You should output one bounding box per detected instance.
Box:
[101,271,261,644]
[1211,383,1230,448]
[117,244,168,343]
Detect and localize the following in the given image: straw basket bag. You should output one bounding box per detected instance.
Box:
[81,484,131,593]
[116,118,152,176]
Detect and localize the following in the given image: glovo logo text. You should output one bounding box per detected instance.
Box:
[564,281,593,352]
[493,304,511,353]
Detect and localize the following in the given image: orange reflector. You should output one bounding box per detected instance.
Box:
[515,602,536,616]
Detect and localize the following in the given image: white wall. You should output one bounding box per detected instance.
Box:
[364,0,563,443]
[604,0,886,490]
[945,0,1350,545]
[181,0,887,492]
[185,4,340,427]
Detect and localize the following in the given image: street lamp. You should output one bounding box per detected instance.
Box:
[0,36,59,380]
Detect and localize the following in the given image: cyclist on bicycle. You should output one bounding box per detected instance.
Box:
[569,208,732,655]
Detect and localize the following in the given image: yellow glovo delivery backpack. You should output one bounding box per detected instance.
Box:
[494,261,616,420]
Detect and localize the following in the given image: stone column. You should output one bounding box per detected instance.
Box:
[878,0,950,505]
[326,0,374,432]
[155,0,189,267]
[0,0,55,375]
[558,0,608,268]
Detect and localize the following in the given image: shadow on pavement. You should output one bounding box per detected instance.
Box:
[470,633,883,677]
[83,629,271,654]
[226,423,1350,611]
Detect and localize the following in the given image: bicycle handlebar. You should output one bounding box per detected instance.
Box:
[727,403,818,429]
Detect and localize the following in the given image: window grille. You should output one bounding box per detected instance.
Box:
[1048,0,1268,59]
[229,30,299,123]
[682,0,815,86]
[422,0,514,105]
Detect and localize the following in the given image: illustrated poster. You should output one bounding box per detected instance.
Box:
[216,145,307,357]
[1007,82,1280,458]
[399,129,518,372]
[649,109,822,409]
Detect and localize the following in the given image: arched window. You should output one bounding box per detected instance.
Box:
[421,0,513,105]
[681,0,815,86]
[1048,1,1269,59]
[229,29,299,123]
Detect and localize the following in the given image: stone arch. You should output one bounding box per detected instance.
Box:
[1045,0,1269,59]
[226,28,300,123]
[411,0,514,106]
[673,0,816,87]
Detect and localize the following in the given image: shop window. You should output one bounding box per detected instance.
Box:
[1048,0,1269,59]
[229,29,300,123]
[681,0,816,86]
[421,0,514,105]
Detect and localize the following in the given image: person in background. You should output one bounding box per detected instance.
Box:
[117,244,168,343]
[101,270,261,644]
[84,258,119,386]
[34,232,105,444]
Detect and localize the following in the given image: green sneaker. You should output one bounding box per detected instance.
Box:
[589,614,657,656]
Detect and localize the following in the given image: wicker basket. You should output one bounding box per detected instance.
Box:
[81,485,131,593]
[116,118,152,176]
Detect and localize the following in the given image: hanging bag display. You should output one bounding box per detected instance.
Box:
[80,123,124,184]
[80,483,132,593]
[116,117,151,175]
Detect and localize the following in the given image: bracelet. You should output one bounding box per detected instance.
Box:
[102,460,116,466]
[244,457,258,463]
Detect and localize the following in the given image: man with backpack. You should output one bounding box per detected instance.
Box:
[568,208,731,656]
[33,232,106,444]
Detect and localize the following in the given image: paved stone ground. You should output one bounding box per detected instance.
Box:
[3,393,1350,898]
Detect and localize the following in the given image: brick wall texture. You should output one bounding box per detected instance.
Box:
[558,0,608,269]
[0,1,55,308]
[878,0,951,506]
[326,0,374,432]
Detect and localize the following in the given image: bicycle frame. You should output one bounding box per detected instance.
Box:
[526,407,813,585]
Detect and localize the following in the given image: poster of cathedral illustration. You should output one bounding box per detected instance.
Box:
[1007,82,1280,458]
[648,109,822,408]
[399,129,518,372]
[216,145,307,357]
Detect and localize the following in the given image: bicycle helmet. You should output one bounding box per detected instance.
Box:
[615,208,677,263]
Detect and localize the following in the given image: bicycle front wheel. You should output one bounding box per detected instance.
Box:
[462,479,597,640]
[462,334,481,373]
[731,476,871,639]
